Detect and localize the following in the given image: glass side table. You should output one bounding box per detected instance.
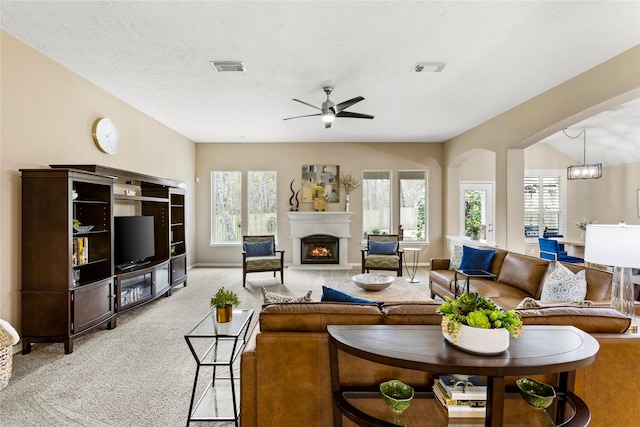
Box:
[184,308,254,427]
[454,269,496,298]
[403,247,421,283]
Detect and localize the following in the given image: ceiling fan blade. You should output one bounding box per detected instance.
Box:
[336,111,374,119]
[292,99,321,110]
[334,96,364,113]
[325,121,332,129]
[283,113,321,121]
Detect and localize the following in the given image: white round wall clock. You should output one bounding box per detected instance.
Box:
[92,117,121,154]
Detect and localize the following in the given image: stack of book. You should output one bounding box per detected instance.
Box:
[433,375,486,419]
[72,237,89,266]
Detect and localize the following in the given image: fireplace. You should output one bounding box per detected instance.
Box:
[288,211,352,269]
[301,234,339,264]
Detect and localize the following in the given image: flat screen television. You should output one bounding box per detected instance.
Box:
[114,216,155,270]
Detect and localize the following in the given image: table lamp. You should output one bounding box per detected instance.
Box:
[584,224,640,319]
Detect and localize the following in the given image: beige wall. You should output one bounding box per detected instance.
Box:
[194,142,443,266]
[0,32,196,332]
[444,45,640,252]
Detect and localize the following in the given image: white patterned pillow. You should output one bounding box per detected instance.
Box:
[448,245,463,271]
[540,262,587,302]
[261,287,312,304]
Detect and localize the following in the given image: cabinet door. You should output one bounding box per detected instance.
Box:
[154,262,171,296]
[171,255,187,286]
[72,278,115,333]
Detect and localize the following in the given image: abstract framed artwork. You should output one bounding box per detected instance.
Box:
[301,165,340,203]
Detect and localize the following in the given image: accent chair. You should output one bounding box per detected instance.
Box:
[242,235,285,287]
[361,234,403,276]
[538,237,584,263]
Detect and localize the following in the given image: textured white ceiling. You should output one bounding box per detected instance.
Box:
[1,1,639,164]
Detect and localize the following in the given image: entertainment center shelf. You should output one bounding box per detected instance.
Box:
[20,165,188,354]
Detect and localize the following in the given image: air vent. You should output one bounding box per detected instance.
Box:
[210,61,246,72]
[412,62,446,73]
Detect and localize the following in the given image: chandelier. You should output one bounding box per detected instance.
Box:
[564,129,602,180]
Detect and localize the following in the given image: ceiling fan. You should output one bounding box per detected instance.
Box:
[283,86,374,128]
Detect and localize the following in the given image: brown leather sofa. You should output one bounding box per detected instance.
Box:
[429,248,613,310]
[240,301,640,427]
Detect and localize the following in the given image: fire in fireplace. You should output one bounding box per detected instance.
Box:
[301,234,339,264]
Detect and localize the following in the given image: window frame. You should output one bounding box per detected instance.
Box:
[210,170,243,245]
[247,170,278,237]
[524,169,566,240]
[397,169,428,243]
[361,170,392,240]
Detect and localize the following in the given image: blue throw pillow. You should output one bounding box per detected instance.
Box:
[243,240,274,257]
[458,245,495,271]
[321,286,380,305]
[368,240,398,255]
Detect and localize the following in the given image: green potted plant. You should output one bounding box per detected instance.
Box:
[210,287,241,323]
[436,292,523,354]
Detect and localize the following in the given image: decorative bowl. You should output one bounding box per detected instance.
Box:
[73,225,94,233]
[351,273,394,291]
[516,378,556,409]
[380,380,414,412]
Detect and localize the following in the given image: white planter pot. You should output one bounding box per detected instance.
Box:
[443,324,510,355]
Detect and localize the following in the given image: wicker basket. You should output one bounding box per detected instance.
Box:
[0,325,13,391]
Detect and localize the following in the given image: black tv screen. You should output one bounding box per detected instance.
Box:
[114,216,155,268]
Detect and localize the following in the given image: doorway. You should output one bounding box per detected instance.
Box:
[460,182,495,242]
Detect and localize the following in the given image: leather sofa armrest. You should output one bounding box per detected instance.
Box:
[240,324,259,427]
[430,258,450,270]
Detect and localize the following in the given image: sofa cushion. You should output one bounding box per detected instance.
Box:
[517,306,631,333]
[259,302,383,332]
[561,262,612,301]
[497,252,549,297]
[368,240,398,255]
[381,302,442,325]
[321,286,381,305]
[262,287,313,304]
[459,245,495,271]
[540,262,587,302]
[244,240,274,257]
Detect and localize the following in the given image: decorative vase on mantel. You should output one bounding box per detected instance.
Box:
[344,194,350,212]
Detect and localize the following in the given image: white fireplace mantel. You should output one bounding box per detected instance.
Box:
[288,211,353,269]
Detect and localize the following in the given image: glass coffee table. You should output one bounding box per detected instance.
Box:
[454,269,496,298]
[184,308,254,426]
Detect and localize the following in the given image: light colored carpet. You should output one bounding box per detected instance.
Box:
[0,266,433,426]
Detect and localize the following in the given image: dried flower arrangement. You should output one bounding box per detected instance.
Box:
[338,173,360,195]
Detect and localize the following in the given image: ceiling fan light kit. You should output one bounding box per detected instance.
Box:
[284,86,374,129]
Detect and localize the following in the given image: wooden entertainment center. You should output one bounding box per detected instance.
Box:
[20,165,188,354]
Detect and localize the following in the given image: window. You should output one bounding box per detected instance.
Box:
[524,172,563,238]
[211,171,278,244]
[247,171,277,235]
[362,171,391,238]
[211,171,242,243]
[398,170,426,241]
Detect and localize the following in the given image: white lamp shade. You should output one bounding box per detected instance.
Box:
[584,224,640,268]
